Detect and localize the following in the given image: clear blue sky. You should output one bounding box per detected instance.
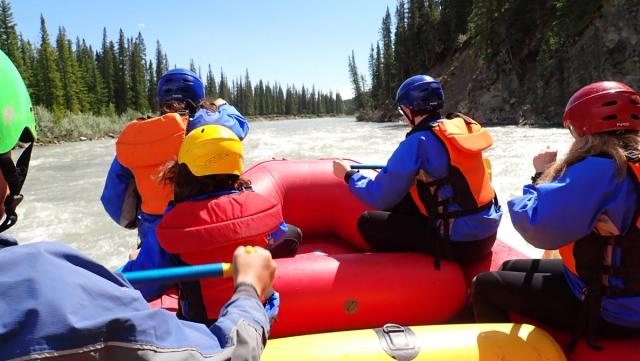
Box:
[10,0,397,99]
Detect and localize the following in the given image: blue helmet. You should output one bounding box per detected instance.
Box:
[396,75,444,112]
[157,68,205,105]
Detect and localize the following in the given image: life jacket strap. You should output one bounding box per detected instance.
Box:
[445,197,497,219]
[0,141,33,233]
[567,283,605,353]
[417,179,495,270]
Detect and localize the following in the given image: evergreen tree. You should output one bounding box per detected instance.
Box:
[285,86,294,115]
[439,0,473,50]
[97,28,115,108]
[335,92,345,114]
[317,91,326,114]
[367,43,384,106]
[129,32,148,112]
[327,90,335,114]
[218,69,231,100]
[77,39,106,114]
[56,27,81,113]
[309,86,317,114]
[34,15,63,112]
[469,0,506,59]
[264,82,273,114]
[368,44,380,105]
[255,80,265,115]
[421,1,442,67]
[0,0,23,74]
[18,34,33,89]
[380,7,395,102]
[70,37,90,113]
[233,78,243,111]
[347,50,368,111]
[299,85,307,114]
[114,29,129,113]
[205,64,217,99]
[155,40,167,80]
[189,58,197,73]
[147,59,157,111]
[243,69,254,116]
[394,0,410,87]
[275,83,282,114]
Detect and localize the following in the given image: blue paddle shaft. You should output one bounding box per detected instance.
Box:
[122,263,230,286]
[350,164,385,170]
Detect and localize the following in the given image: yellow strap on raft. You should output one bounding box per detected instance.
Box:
[262,323,567,361]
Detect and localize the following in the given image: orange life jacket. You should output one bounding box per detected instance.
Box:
[116,113,188,215]
[156,190,283,322]
[409,113,495,219]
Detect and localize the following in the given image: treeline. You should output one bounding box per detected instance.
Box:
[0,0,345,119]
[348,0,602,114]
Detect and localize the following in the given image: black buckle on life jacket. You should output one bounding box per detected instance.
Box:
[0,193,23,233]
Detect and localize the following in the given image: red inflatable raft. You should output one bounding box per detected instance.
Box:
[243,158,520,337]
[149,159,639,359]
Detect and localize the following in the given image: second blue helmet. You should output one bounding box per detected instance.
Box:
[157,68,205,105]
[396,75,444,112]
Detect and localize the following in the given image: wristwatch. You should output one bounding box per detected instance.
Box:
[531,172,543,184]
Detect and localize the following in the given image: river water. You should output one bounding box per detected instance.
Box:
[8,117,573,270]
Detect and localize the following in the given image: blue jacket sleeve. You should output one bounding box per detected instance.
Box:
[100,157,138,228]
[348,135,424,210]
[268,221,288,241]
[508,157,638,250]
[187,105,249,140]
[120,217,177,301]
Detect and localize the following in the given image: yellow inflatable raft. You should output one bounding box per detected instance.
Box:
[262,323,567,361]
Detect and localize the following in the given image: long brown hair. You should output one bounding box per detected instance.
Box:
[539,131,640,184]
[159,160,251,203]
[159,100,219,117]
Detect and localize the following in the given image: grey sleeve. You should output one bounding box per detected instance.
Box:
[208,284,269,361]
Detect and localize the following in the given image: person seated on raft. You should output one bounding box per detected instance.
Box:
[133,124,301,325]
[472,81,640,351]
[1,243,278,361]
[333,75,502,267]
[103,68,252,300]
[0,49,277,361]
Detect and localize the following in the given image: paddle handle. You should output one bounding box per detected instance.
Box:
[121,246,260,285]
[122,262,233,286]
[350,164,385,170]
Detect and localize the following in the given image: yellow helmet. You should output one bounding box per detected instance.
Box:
[178,125,243,176]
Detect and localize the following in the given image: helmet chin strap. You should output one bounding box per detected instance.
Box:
[0,141,33,233]
[399,107,416,127]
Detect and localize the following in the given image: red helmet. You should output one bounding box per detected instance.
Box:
[562,81,640,137]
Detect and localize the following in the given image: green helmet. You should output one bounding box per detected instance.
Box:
[0,49,36,153]
[0,49,37,235]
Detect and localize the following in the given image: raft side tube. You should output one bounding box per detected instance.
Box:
[262,323,567,361]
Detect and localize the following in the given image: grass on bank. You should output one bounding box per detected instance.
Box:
[34,106,143,144]
[33,106,351,144]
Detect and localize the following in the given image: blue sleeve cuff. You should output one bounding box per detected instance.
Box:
[268,221,288,241]
[344,170,357,183]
